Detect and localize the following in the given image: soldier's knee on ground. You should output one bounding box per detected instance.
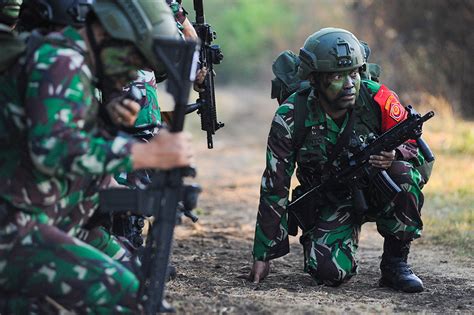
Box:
[304,242,356,286]
[307,262,354,287]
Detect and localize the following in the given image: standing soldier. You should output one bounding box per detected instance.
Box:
[250,28,431,293]
[0,0,194,313]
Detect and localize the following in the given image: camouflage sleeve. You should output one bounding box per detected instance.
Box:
[76,226,134,265]
[128,69,161,127]
[25,44,134,177]
[253,101,297,261]
[166,0,187,24]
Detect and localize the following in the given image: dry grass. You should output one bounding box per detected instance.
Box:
[158,85,474,256]
[413,93,474,256]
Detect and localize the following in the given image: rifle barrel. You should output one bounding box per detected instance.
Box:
[194,0,205,23]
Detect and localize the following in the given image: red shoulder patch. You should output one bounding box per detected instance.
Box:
[373,84,407,131]
[387,96,403,122]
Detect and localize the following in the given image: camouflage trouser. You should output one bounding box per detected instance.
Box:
[77,225,139,271]
[0,212,140,314]
[301,161,425,286]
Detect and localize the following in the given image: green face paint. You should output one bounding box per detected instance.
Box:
[100,46,142,77]
[99,45,144,89]
[318,69,361,111]
[0,0,22,20]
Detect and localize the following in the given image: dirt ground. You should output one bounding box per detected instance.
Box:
[163,88,474,314]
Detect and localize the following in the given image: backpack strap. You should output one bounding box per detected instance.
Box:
[293,86,312,151]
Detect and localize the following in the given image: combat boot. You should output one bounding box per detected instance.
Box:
[379,236,424,293]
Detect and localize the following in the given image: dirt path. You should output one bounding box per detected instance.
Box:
[165,88,474,314]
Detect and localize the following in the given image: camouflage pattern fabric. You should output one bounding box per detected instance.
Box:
[76,225,137,268]
[166,0,187,24]
[115,69,161,188]
[0,212,139,313]
[253,81,426,286]
[130,69,161,131]
[0,26,140,312]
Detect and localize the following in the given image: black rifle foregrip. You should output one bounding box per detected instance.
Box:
[416,137,435,162]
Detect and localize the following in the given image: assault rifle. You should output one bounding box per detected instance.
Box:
[288,106,435,232]
[100,39,200,314]
[186,0,224,149]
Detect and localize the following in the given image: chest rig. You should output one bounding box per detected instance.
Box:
[295,83,381,188]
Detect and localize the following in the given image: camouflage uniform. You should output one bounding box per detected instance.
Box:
[0,27,139,313]
[166,0,187,29]
[113,70,161,189]
[253,80,427,286]
[131,70,162,129]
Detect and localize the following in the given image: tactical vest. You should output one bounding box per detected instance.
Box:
[292,83,381,188]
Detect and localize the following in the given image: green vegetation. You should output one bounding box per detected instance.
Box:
[185,0,295,82]
[183,0,351,83]
[421,114,474,257]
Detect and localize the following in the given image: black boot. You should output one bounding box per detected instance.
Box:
[379,236,424,293]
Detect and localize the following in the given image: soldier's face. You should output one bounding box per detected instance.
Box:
[318,69,361,110]
[0,0,22,19]
[99,43,145,89]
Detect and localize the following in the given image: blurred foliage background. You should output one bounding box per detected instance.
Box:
[179,0,473,255]
[183,0,473,119]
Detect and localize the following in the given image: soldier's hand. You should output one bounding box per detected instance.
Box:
[106,97,140,127]
[369,150,396,169]
[132,129,194,170]
[249,261,270,284]
[193,67,208,92]
[181,17,199,40]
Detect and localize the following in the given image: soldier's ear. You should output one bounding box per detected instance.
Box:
[309,73,323,88]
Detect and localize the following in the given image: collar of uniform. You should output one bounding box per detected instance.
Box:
[304,89,350,133]
[326,111,349,133]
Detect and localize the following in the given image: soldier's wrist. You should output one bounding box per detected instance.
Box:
[131,142,149,170]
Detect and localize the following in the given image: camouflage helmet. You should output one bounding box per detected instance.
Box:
[91,0,180,73]
[0,0,22,25]
[17,0,92,31]
[298,27,366,79]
